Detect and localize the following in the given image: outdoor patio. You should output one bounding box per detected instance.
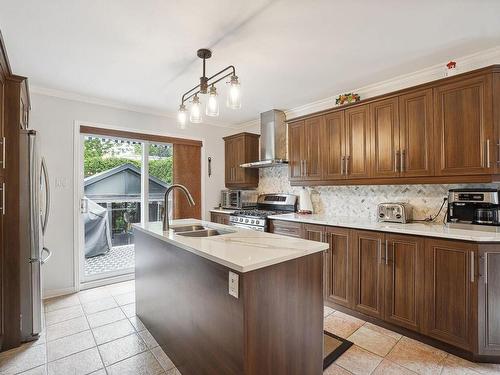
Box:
[84,244,135,277]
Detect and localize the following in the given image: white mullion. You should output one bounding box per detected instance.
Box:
[141,142,150,224]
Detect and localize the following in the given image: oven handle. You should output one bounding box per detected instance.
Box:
[229,222,265,232]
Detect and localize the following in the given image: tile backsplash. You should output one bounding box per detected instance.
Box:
[258,167,498,221]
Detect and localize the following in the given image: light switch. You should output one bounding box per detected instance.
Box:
[228,271,239,299]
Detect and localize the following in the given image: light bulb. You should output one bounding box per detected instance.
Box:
[189,95,202,123]
[206,86,219,117]
[227,75,241,109]
[177,104,187,129]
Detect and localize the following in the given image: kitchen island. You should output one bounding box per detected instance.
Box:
[133,219,329,375]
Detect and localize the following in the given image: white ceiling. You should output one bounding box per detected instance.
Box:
[2,0,500,126]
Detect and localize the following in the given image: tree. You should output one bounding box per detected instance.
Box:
[84,138,114,159]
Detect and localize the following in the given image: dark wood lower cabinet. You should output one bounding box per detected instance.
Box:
[477,244,500,357]
[384,234,424,332]
[210,212,231,226]
[424,239,476,351]
[269,219,500,362]
[351,230,385,319]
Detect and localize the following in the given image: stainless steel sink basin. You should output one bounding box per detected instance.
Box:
[171,225,207,233]
[176,229,235,237]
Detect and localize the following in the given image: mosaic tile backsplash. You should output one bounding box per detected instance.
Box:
[258,167,499,222]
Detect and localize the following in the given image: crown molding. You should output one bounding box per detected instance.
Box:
[29,85,236,129]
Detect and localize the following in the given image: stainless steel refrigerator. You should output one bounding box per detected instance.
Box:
[19,129,51,342]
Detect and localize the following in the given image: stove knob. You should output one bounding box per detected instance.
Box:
[395,214,402,219]
[240,218,244,223]
[245,219,249,223]
[255,220,260,225]
[251,219,255,224]
[379,213,385,218]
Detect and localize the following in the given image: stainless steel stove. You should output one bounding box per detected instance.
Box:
[229,194,297,231]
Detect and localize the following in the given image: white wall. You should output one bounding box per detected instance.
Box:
[30,93,232,297]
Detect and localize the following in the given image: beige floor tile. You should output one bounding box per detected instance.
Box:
[97,333,147,366]
[45,305,84,326]
[129,316,147,331]
[324,314,364,339]
[88,370,106,375]
[82,297,118,315]
[139,329,159,349]
[47,347,103,375]
[442,355,500,375]
[92,318,136,345]
[0,343,47,375]
[78,287,112,304]
[18,365,47,374]
[323,363,353,374]
[386,336,447,375]
[333,311,365,326]
[362,322,403,341]
[165,368,182,375]
[86,307,126,328]
[106,280,135,296]
[151,347,175,372]
[335,345,383,375]
[44,294,80,313]
[324,306,335,317]
[114,291,135,306]
[372,359,417,375]
[46,330,95,362]
[106,351,164,375]
[121,303,136,318]
[46,316,89,342]
[347,325,398,357]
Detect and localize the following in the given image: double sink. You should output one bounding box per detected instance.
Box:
[170,224,235,237]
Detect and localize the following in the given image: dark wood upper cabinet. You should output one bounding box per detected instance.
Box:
[370,97,400,178]
[384,234,424,332]
[325,226,352,308]
[351,229,384,319]
[322,112,345,180]
[223,132,259,189]
[288,121,305,181]
[477,244,500,356]
[344,105,371,179]
[424,239,476,351]
[303,117,323,180]
[434,74,493,176]
[399,89,434,177]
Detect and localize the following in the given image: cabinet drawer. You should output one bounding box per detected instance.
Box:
[269,220,303,238]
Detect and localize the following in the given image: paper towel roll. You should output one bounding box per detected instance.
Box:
[299,187,313,214]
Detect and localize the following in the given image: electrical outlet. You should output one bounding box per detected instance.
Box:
[228,271,239,299]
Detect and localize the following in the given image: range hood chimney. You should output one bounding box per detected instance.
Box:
[240,109,288,168]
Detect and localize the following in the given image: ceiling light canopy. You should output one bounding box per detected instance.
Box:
[178,49,241,127]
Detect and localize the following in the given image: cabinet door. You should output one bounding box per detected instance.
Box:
[269,220,303,238]
[231,136,246,184]
[352,230,384,319]
[288,121,305,181]
[399,89,434,177]
[0,71,4,178]
[478,245,500,356]
[345,105,371,179]
[325,227,352,308]
[370,98,400,178]
[303,117,323,180]
[434,75,493,176]
[424,239,476,350]
[303,225,327,300]
[225,138,234,184]
[323,112,345,180]
[384,234,424,332]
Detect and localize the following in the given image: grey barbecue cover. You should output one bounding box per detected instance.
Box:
[84,198,112,258]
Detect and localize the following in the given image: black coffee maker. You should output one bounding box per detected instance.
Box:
[447,188,500,226]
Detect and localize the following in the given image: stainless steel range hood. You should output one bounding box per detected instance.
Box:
[240,109,288,168]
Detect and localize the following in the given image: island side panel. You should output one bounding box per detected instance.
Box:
[243,252,324,375]
[134,230,245,375]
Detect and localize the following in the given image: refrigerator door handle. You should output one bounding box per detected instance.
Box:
[41,157,50,235]
[41,247,52,264]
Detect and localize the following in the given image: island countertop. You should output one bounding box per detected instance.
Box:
[133,219,329,273]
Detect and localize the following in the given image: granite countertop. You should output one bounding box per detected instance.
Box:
[268,213,500,242]
[133,219,328,273]
[210,208,236,214]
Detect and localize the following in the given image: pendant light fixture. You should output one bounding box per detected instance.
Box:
[177,49,241,127]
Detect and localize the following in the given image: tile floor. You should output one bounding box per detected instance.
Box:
[1,282,499,375]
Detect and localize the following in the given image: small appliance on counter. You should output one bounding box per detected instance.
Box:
[377,203,413,224]
[220,189,258,210]
[447,188,500,226]
[229,193,297,232]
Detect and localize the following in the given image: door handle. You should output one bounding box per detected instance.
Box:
[80,198,89,214]
[41,247,52,264]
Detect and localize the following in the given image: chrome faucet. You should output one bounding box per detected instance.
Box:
[162,184,196,231]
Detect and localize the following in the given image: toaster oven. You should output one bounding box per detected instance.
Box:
[220,190,258,210]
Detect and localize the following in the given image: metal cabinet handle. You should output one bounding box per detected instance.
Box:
[486,139,491,168]
[496,140,500,164]
[395,150,400,172]
[304,160,307,176]
[400,150,405,173]
[471,252,475,283]
[378,239,383,264]
[341,156,345,175]
[385,240,389,265]
[345,156,350,175]
[484,252,489,285]
[0,137,5,169]
[0,183,4,215]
